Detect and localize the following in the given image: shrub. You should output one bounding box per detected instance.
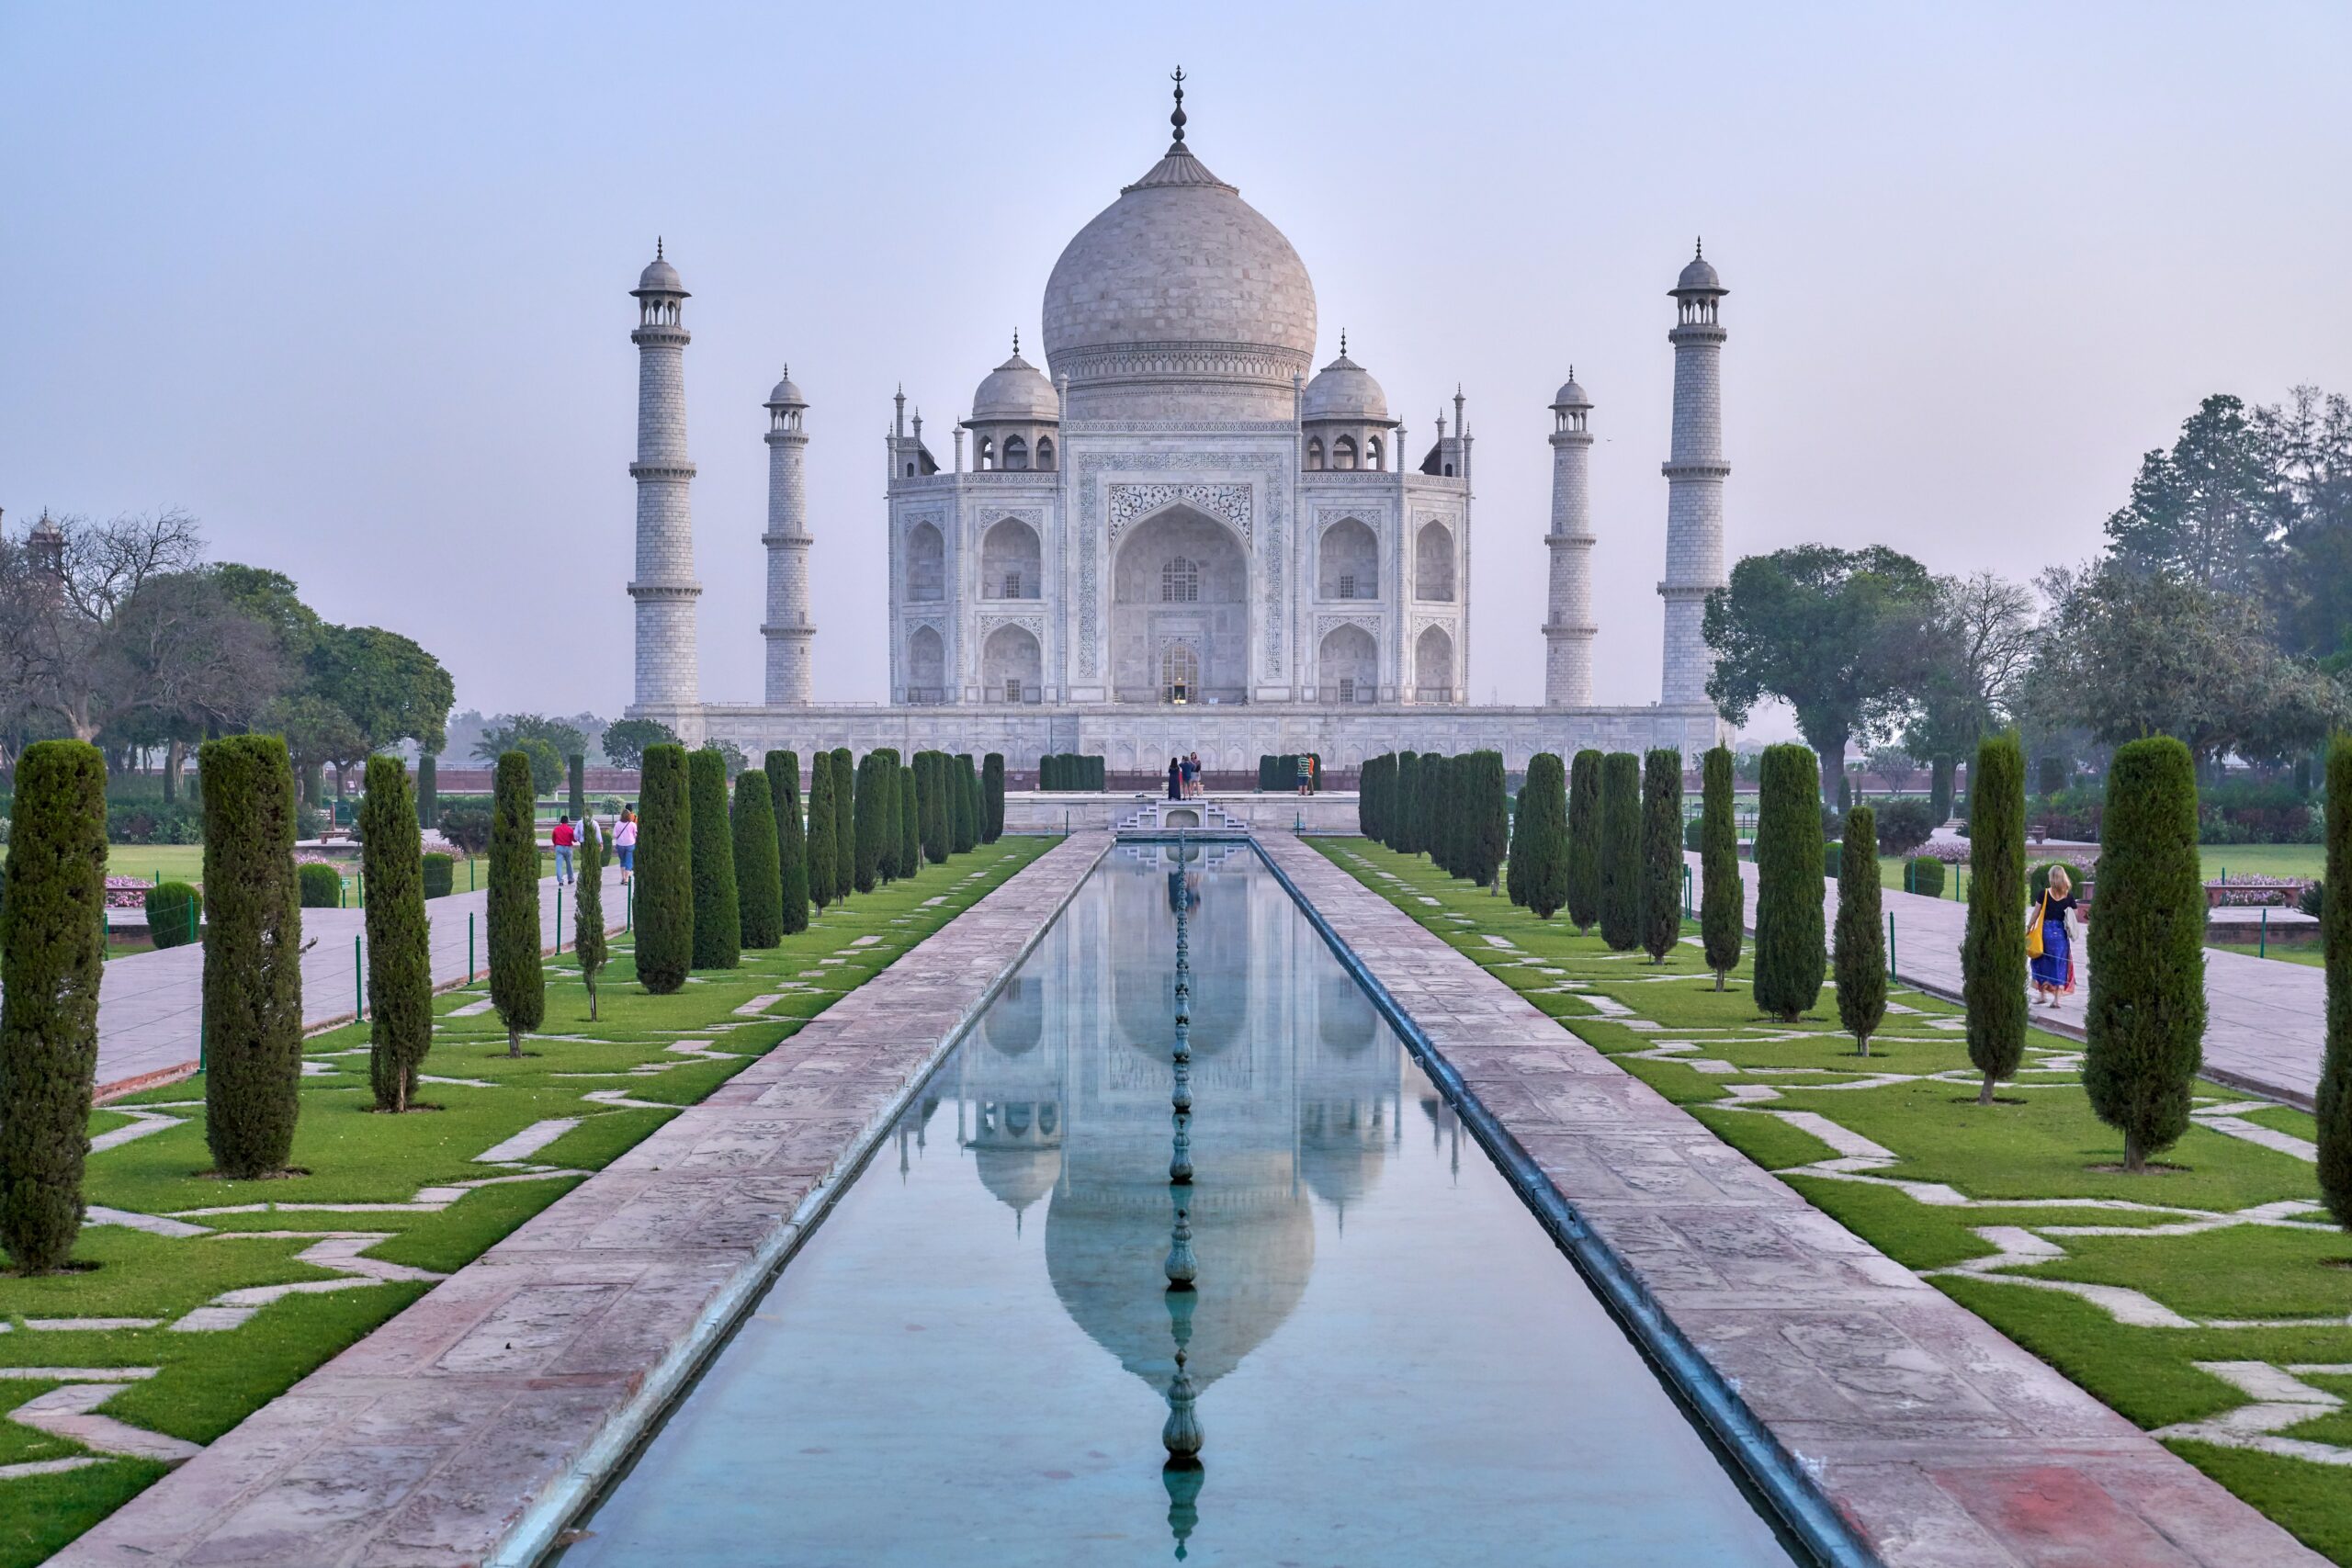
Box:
[1598,752,1642,951]
[1566,750,1602,935]
[2322,737,2350,1230]
[0,739,107,1271]
[768,750,808,935]
[1929,758,1955,827]
[1824,840,1843,878]
[2029,861,2086,903]
[1905,857,1946,897]
[1391,751,1420,854]
[733,769,783,949]
[1874,797,1936,857]
[422,852,454,899]
[1415,752,1444,863]
[897,760,920,884]
[488,752,546,1056]
[2037,755,2068,796]
[1753,744,1826,1022]
[107,799,202,844]
[690,748,741,970]
[1641,750,1683,964]
[1359,753,1388,840]
[417,752,437,829]
[831,748,854,891]
[298,862,343,907]
[983,753,1005,843]
[437,806,492,856]
[852,750,890,893]
[576,816,607,1021]
[1701,746,1742,989]
[634,744,693,995]
[1514,753,1569,919]
[2086,737,2206,1172]
[361,755,432,1111]
[1462,751,1509,887]
[1683,816,1704,852]
[920,751,950,864]
[805,751,838,909]
[1963,733,2028,1104]
[1835,805,1887,1055]
[145,881,202,949]
[199,734,303,1179]
[2303,879,2325,920]
[568,753,585,823]
[951,753,978,855]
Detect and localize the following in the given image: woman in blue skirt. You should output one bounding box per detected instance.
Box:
[2030,864,2078,1006]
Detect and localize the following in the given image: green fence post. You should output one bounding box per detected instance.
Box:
[1887,913,1897,980]
[468,913,475,986]
[556,899,563,956]
[2259,905,2267,960]
[626,877,633,931]
[355,934,364,1021]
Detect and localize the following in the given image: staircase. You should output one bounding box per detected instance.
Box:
[1113,797,1251,839]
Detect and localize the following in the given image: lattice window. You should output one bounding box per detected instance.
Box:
[1003,571,1023,599]
[1338,677,1357,703]
[1338,572,1357,601]
[1161,643,1200,703]
[1160,557,1199,603]
[1004,677,1022,702]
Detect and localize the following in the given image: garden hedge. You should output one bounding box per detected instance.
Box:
[1753,744,1825,1021]
[298,861,342,908]
[1701,745,1742,988]
[489,751,546,1056]
[1516,753,1568,919]
[1359,753,1389,841]
[1640,749,1682,964]
[1874,796,1935,857]
[146,880,202,949]
[769,750,809,936]
[0,739,107,1270]
[2085,737,2205,1172]
[690,748,741,970]
[1835,804,1887,1055]
[1566,750,1602,935]
[1598,752,1642,951]
[1963,732,2028,1103]
[733,768,783,949]
[422,852,455,899]
[361,755,432,1111]
[983,753,1005,843]
[199,734,303,1179]
[634,744,694,994]
[2029,861,2086,903]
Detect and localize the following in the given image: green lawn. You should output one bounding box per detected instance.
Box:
[1319,837,2352,1566]
[0,836,1057,1568]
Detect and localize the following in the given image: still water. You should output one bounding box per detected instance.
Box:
[556,844,1800,1566]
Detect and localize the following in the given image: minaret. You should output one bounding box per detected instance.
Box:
[761,368,815,705]
[628,241,700,712]
[1544,372,1596,707]
[1659,241,1728,708]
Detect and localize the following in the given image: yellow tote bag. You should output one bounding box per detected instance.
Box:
[2026,893,2047,959]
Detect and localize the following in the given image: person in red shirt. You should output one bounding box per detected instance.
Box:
[552,814,576,886]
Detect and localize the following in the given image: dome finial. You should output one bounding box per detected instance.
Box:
[1694,236,1702,258]
[657,235,664,260]
[1012,329,1020,355]
[1169,65,1187,146]
[1340,328,1347,356]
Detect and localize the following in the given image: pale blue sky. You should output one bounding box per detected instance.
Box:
[4,2,2346,719]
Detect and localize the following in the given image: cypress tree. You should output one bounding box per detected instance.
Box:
[1360,753,1387,841]
[1598,752,1643,951]
[874,751,902,882]
[953,754,978,853]
[1701,745,1743,990]
[983,752,1005,843]
[1566,750,1603,935]
[489,751,546,1057]
[1834,804,1887,1055]
[1391,750,1419,853]
[1415,752,1443,862]
[361,754,432,1111]
[805,751,838,910]
[568,752,585,824]
[2320,735,2351,1230]
[0,739,106,1271]
[1506,782,1528,906]
[1752,744,1826,1022]
[831,748,855,897]
[774,750,809,935]
[852,750,888,892]
[635,744,694,994]
[899,760,921,878]
[1641,749,1684,964]
[946,753,970,854]
[2085,737,2205,1172]
[1517,753,1569,919]
[200,734,304,1178]
[690,747,741,970]
[417,751,437,829]
[1962,732,2028,1103]
[576,818,607,1020]
[1464,751,1509,887]
[733,769,783,948]
[920,751,950,863]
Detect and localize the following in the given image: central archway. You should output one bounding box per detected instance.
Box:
[1111,505,1249,704]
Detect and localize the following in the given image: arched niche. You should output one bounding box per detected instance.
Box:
[1317,623,1376,704]
[1317,517,1377,601]
[981,623,1042,704]
[906,624,945,700]
[906,520,945,602]
[1414,520,1456,602]
[1413,624,1454,700]
[981,517,1042,600]
[1111,505,1248,704]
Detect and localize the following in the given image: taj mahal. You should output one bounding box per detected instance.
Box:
[625,76,1731,775]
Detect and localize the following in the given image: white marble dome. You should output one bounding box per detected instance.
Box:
[1041,143,1317,385]
[970,346,1058,422]
[765,367,806,408]
[1674,247,1724,295]
[634,249,684,297]
[1303,348,1386,422]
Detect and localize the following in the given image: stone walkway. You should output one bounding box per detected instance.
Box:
[48,832,1112,1568]
[1274,834,2321,1568]
[1691,853,2328,1110]
[78,864,631,1100]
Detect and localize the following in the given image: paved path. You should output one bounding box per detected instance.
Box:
[51,834,1113,1568]
[1281,835,2321,1568]
[1690,852,2328,1110]
[83,864,631,1100]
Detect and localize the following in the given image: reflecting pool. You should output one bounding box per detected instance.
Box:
[555,844,1801,1566]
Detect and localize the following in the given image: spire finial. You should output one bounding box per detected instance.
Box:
[1169,65,1187,146]
[1695,236,1703,258]
[1012,329,1020,355]
[656,236,664,260]
[1340,329,1347,356]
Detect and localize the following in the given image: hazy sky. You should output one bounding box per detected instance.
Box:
[6,2,2346,727]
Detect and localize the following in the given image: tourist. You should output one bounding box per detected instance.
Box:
[1184,751,1202,797]
[613,807,639,884]
[2028,865,2078,1006]
[551,814,576,886]
[1167,756,1182,800]
[1296,753,1315,795]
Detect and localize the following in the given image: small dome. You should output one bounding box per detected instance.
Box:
[971,346,1059,423]
[633,243,685,297]
[765,367,806,408]
[1302,347,1387,423]
[1551,375,1591,411]
[1673,243,1724,296]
